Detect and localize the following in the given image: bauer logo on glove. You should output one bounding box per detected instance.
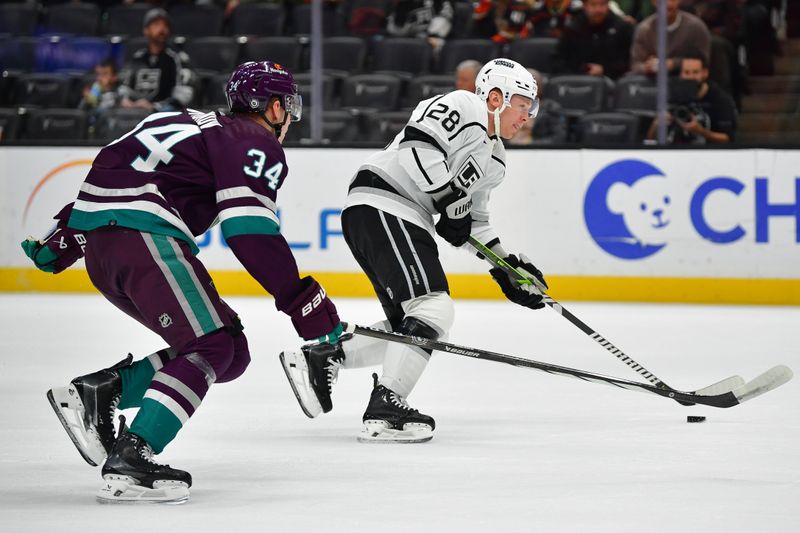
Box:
[301,285,328,317]
[21,226,87,274]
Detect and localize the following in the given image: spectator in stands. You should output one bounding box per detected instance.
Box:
[555,0,635,80]
[490,0,581,42]
[680,0,744,106]
[455,59,481,92]
[528,0,583,38]
[615,0,654,21]
[508,69,568,144]
[630,0,710,76]
[386,0,454,52]
[120,8,194,112]
[472,0,500,38]
[646,50,737,143]
[79,58,123,118]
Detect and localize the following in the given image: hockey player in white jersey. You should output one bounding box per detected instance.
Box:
[281,58,548,443]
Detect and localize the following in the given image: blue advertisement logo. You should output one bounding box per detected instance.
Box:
[584,160,671,260]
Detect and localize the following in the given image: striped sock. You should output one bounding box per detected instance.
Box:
[129,352,215,454]
[118,349,176,410]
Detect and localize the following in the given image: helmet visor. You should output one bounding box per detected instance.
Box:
[529,97,540,119]
[285,93,302,122]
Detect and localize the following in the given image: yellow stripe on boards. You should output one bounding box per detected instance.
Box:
[2,268,800,306]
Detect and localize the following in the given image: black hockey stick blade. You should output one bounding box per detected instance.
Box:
[343,323,793,409]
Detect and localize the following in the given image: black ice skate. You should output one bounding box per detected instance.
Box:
[358,374,435,444]
[97,415,191,504]
[47,354,132,466]
[280,338,347,418]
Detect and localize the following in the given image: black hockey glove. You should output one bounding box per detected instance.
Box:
[433,188,472,247]
[490,254,547,310]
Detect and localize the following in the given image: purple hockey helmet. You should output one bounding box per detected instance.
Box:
[226,61,302,121]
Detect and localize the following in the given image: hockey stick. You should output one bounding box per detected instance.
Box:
[343,323,793,408]
[468,236,746,401]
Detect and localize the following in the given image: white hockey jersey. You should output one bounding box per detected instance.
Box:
[344,90,506,248]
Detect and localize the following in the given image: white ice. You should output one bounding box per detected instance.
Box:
[1,294,798,532]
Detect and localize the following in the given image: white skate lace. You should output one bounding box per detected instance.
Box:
[325,359,344,392]
[138,442,160,465]
[108,394,120,424]
[388,392,413,411]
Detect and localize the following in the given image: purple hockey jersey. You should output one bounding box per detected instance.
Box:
[69,109,288,254]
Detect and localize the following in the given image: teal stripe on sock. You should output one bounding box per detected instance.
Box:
[130,398,183,454]
[118,357,157,410]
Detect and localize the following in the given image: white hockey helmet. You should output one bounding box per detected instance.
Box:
[475,58,539,118]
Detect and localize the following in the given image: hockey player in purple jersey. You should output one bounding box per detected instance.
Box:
[21,61,342,504]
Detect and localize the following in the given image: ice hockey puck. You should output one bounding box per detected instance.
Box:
[687,416,706,423]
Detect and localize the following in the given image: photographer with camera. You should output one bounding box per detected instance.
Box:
[647,50,737,144]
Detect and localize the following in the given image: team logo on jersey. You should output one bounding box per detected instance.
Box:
[158,313,173,328]
[584,159,672,260]
[455,155,483,191]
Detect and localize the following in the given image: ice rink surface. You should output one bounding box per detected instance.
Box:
[0,294,797,532]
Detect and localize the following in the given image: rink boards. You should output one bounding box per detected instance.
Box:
[1,146,798,304]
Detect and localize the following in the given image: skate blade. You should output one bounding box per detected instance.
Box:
[47,386,106,467]
[97,475,190,505]
[357,420,433,444]
[279,351,323,419]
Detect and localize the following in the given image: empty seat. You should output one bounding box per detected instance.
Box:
[0,70,16,106]
[614,75,657,116]
[15,74,72,108]
[93,108,151,142]
[284,109,359,144]
[577,112,640,144]
[508,38,558,74]
[0,107,21,142]
[438,39,498,73]
[68,37,115,73]
[45,3,101,35]
[0,36,39,71]
[0,3,39,35]
[230,3,285,37]
[202,72,233,108]
[291,3,345,35]
[322,37,366,73]
[22,108,88,140]
[242,37,304,72]
[361,110,412,143]
[184,37,240,74]
[293,73,336,108]
[170,5,224,38]
[105,4,152,37]
[372,38,432,76]
[406,75,454,106]
[545,75,610,116]
[341,74,402,110]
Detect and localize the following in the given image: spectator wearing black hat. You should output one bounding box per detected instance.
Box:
[555,0,635,80]
[120,8,194,112]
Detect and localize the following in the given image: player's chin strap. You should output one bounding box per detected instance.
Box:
[260,105,289,139]
[489,102,507,143]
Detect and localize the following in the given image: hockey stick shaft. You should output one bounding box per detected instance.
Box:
[343,323,792,409]
[469,236,669,389]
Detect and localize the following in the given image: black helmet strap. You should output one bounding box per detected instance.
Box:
[260,97,289,139]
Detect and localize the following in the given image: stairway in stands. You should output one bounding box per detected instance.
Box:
[738,37,800,144]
